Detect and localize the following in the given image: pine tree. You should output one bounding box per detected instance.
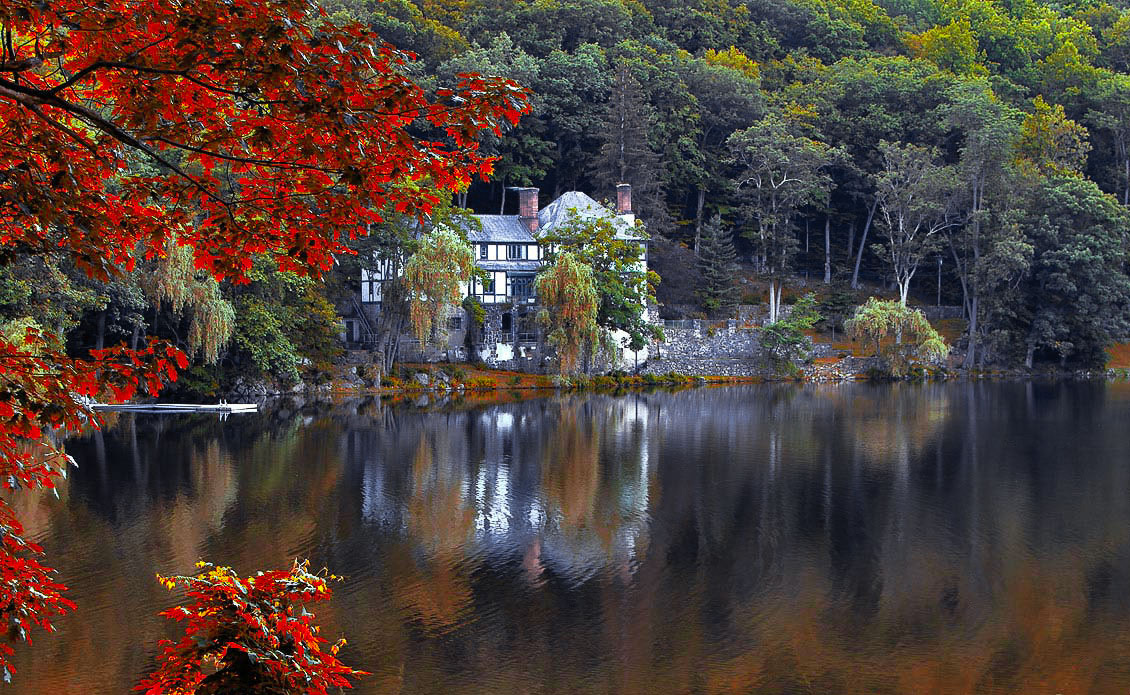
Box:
[697,215,739,317]
[590,62,673,236]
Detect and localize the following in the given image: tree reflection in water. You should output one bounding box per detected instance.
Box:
[9,383,1130,694]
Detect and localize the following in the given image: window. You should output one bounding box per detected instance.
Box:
[479,244,488,260]
[482,277,495,293]
[507,243,524,260]
[361,280,379,303]
[511,276,533,299]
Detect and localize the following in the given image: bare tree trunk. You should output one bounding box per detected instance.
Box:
[96,310,107,351]
[694,188,705,255]
[823,217,831,284]
[852,199,878,289]
[767,281,781,324]
[963,295,979,369]
[499,181,506,215]
[898,277,910,306]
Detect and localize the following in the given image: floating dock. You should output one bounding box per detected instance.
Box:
[91,403,258,414]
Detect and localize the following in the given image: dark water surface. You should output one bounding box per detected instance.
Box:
[11,382,1130,694]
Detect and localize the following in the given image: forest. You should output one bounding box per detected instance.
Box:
[7,0,1130,401]
[327,0,1130,371]
[3,0,1130,686]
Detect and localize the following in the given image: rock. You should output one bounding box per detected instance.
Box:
[413,371,430,387]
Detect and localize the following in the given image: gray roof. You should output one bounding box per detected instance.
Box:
[465,215,535,243]
[538,191,639,240]
[462,192,642,243]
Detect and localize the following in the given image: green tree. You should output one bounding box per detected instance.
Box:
[872,141,961,306]
[844,297,948,375]
[1016,95,1091,176]
[143,237,236,365]
[696,214,739,317]
[228,260,342,389]
[438,34,554,205]
[535,251,602,374]
[590,60,672,235]
[1087,73,1130,205]
[907,18,985,75]
[403,227,476,346]
[540,210,661,352]
[728,115,840,323]
[673,54,764,251]
[994,176,1130,368]
[760,293,821,371]
[939,80,1024,367]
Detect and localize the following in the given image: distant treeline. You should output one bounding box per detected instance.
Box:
[325,0,1130,368]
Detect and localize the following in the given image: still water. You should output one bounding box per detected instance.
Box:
[10,382,1130,694]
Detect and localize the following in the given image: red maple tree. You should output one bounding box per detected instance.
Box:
[0,0,526,678]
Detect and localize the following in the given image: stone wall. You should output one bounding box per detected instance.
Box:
[642,320,766,377]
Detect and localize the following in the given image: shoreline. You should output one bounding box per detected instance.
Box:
[295,363,1129,401]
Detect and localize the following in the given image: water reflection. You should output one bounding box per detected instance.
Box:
[10,382,1130,694]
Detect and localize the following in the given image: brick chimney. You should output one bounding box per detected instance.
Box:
[616,183,632,214]
[517,187,539,234]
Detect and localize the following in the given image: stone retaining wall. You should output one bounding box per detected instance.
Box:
[641,321,765,376]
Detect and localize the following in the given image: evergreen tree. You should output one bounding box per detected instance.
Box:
[697,214,739,317]
[590,62,673,236]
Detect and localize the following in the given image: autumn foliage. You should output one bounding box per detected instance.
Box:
[0,0,526,676]
[137,561,363,695]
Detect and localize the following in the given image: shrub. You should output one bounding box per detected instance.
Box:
[138,560,364,695]
[760,293,821,370]
[844,298,948,376]
[469,376,495,390]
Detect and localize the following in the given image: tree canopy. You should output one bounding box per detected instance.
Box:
[0,0,526,677]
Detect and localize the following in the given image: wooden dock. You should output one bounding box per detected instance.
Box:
[91,403,258,414]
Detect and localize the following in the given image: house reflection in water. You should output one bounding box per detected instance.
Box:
[357,396,658,586]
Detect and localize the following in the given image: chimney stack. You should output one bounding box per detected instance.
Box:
[616,183,632,214]
[517,187,539,234]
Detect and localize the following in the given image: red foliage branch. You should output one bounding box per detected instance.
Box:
[137,561,365,695]
[0,0,526,283]
[0,0,528,677]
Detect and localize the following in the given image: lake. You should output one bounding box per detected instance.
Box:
[10,382,1130,694]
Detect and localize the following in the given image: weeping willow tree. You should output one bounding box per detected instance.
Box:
[144,237,235,364]
[403,227,475,346]
[536,252,602,374]
[844,297,948,375]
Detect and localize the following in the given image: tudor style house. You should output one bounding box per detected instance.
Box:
[357,183,644,313]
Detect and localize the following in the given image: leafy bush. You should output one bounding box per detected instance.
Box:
[844,297,948,376]
[469,376,495,390]
[138,560,363,695]
[759,293,821,370]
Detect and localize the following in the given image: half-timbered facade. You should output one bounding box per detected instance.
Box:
[360,184,644,309]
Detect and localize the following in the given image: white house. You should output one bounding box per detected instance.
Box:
[361,183,645,308]
[349,184,652,366]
